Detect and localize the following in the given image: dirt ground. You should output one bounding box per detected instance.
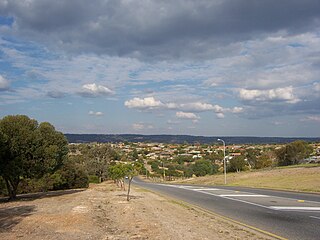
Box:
[0,181,276,240]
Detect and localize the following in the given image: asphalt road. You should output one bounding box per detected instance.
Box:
[133,178,320,240]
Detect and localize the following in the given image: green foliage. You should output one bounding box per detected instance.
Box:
[174,155,193,164]
[0,115,69,199]
[150,161,160,171]
[53,158,89,189]
[255,151,274,169]
[88,175,100,183]
[276,141,313,166]
[108,163,127,181]
[77,143,119,182]
[245,149,259,169]
[190,159,218,177]
[228,155,247,172]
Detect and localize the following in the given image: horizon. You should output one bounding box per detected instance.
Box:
[64,133,320,139]
[1,1,320,137]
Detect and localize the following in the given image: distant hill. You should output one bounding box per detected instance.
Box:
[65,134,320,145]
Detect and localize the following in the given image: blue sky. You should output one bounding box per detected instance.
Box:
[0,0,320,137]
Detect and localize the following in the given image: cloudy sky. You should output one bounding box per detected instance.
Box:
[0,0,320,137]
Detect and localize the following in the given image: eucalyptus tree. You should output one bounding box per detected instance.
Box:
[0,115,68,199]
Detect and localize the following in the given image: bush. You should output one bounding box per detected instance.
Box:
[191,160,217,177]
[89,175,100,183]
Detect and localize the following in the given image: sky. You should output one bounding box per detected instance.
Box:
[0,0,320,137]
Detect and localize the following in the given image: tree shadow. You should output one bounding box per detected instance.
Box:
[0,189,85,203]
[0,205,36,232]
[116,194,144,199]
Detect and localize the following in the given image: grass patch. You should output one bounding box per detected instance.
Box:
[175,166,320,193]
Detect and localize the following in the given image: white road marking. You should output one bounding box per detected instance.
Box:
[219,194,269,197]
[192,188,220,191]
[270,207,320,211]
[310,216,320,220]
[151,184,320,212]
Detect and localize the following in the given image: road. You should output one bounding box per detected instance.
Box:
[133,178,320,240]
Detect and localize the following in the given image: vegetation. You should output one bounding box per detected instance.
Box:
[276,140,313,166]
[0,115,70,199]
[175,164,320,192]
[1,114,317,200]
[108,161,142,201]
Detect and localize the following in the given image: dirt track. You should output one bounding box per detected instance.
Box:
[0,181,275,239]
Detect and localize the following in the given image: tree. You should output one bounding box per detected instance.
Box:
[255,151,275,169]
[125,162,142,201]
[108,163,127,190]
[245,149,259,169]
[191,159,216,177]
[276,141,313,166]
[228,155,246,172]
[85,144,115,182]
[108,161,142,201]
[0,115,68,199]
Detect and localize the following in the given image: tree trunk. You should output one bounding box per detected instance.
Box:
[127,177,133,201]
[4,177,19,200]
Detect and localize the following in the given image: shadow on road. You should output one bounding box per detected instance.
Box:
[0,205,36,232]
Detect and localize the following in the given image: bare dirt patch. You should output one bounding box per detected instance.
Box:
[0,181,276,239]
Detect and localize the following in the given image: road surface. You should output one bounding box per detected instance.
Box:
[133,178,320,240]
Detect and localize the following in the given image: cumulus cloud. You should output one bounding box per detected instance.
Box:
[124,97,244,119]
[132,123,154,131]
[216,113,225,119]
[239,87,299,103]
[88,111,103,116]
[124,97,164,109]
[231,107,244,113]
[0,75,10,90]
[179,102,217,112]
[176,111,200,120]
[79,83,113,97]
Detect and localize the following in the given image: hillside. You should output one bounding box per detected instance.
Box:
[176,165,320,192]
[65,134,320,144]
[0,181,273,240]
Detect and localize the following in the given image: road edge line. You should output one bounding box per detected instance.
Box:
[133,186,288,240]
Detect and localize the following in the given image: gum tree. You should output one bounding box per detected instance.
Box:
[0,115,68,199]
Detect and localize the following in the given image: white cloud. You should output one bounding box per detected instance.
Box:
[132,123,154,130]
[88,111,104,116]
[314,82,320,92]
[179,102,215,112]
[0,75,10,90]
[124,97,244,119]
[80,83,113,97]
[216,113,225,119]
[239,86,299,103]
[231,107,244,113]
[125,97,163,109]
[301,116,320,123]
[176,111,200,120]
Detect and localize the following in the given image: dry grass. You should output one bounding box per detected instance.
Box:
[176,165,320,192]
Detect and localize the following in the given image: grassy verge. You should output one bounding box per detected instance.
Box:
[175,165,320,193]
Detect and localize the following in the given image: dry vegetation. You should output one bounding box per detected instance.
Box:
[177,165,320,192]
[0,181,276,240]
